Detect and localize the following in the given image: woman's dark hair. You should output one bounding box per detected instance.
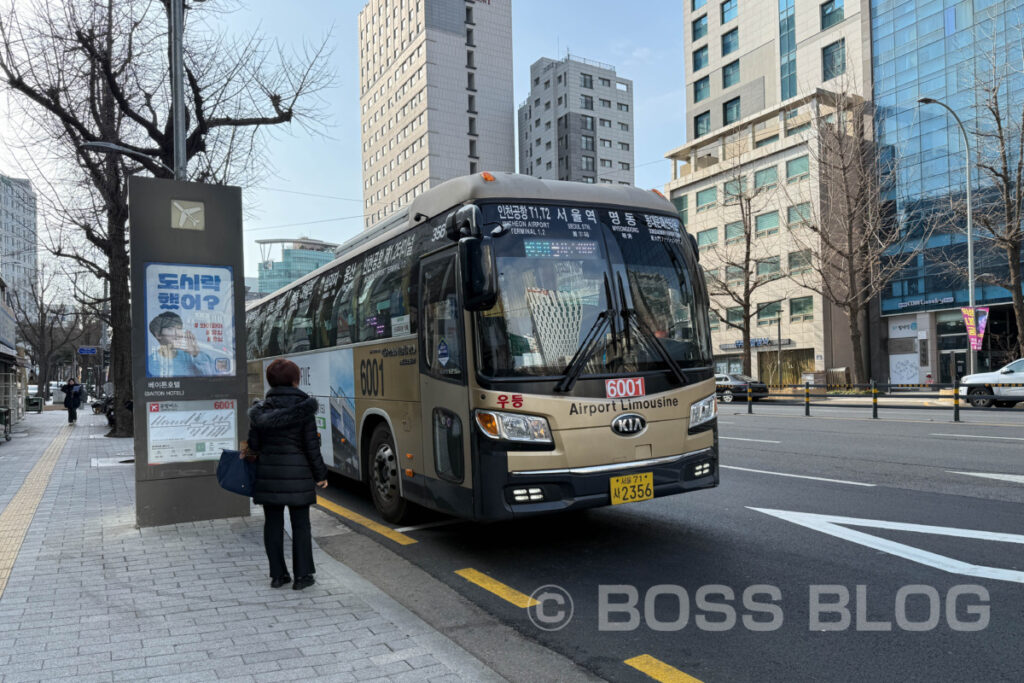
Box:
[266,358,301,387]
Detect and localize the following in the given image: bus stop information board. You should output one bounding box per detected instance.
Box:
[129,177,248,527]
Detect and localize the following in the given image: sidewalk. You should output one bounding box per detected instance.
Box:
[0,410,503,682]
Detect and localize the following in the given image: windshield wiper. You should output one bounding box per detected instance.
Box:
[555,273,616,393]
[617,273,688,386]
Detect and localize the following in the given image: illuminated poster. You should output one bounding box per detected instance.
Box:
[147,399,237,464]
[144,263,235,377]
[961,307,990,351]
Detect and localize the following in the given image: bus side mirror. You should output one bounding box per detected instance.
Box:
[446,204,483,241]
[459,236,497,311]
[687,233,699,262]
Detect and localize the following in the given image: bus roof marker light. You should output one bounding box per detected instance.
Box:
[480,172,496,182]
[651,189,666,199]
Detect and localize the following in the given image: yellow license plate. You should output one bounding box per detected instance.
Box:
[610,472,654,505]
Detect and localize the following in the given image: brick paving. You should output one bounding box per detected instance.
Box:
[0,411,502,682]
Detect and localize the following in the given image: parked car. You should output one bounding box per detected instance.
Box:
[715,373,770,403]
[958,358,1024,408]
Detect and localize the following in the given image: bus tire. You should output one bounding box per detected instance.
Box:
[368,423,409,524]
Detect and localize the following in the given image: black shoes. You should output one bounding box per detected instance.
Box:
[270,575,291,588]
[292,575,315,591]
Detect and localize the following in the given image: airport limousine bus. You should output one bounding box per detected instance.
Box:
[245,172,718,522]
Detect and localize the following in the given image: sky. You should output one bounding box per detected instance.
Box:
[0,0,687,278]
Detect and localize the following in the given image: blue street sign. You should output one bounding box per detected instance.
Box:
[78,346,98,355]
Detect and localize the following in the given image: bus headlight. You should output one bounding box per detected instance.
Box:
[689,394,717,429]
[475,410,553,444]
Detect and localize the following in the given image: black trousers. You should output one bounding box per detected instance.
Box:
[262,504,314,579]
[67,406,77,423]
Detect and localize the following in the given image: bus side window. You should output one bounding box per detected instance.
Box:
[314,269,342,348]
[335,260,361,346]
[266,293,289,357]
[285,281,315,353]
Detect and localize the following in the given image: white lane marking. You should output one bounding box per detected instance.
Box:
[949,471,1024,485]
[722,465,875,487]
[718,420,735,424]
[720,436,781,444]
[931,433,1024,442]
[393,519,464,533]
[750,507,1024,584]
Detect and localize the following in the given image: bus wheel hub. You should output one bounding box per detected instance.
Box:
[373,444,397,500]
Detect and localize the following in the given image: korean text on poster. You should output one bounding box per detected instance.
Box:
[145,263,235,377]
[147,399,237,464]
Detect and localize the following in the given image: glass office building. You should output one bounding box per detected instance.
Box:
[872,0,1024,383]
[256,238,338,297]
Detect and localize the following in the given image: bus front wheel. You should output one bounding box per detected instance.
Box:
[368,424,409,523]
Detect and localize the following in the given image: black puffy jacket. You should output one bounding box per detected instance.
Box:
[247,386,328,506]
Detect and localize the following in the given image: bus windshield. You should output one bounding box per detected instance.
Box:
[475,202,711,379]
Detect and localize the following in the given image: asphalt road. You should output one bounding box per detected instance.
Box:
[315,408,1024,682]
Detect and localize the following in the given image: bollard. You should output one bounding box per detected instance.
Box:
[805,382,810,416]
[871,380,878,419]
[953,379,960,423]
[747,384,753,414]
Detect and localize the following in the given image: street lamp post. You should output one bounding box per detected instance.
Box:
[918,96,976,375]
[169,0,187,180]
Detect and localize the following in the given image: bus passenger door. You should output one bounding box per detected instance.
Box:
[417,250,473,517]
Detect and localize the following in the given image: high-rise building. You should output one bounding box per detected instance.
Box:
[663,0,869,382]
[872,1,1024,384]
[256,238,339,296]
[516,55,635,185]
[0,174,38,311]
[358,0,515,229]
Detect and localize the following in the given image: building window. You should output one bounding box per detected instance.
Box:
[581,73,593,88]
[469,139,477,158]
[727,306,743,326]
[754,167,777,190]
[721,28,739,57]
[468,117,477,134]
[618,142,630,151]
[694,76,711,102]
[725,220,743,242]
[582,114,594,130]
[726,265,745,282]
[619,161,630,170]
[723,97,741,124]
[617,102,629,112]
[721,0,737,23]
[786,155,809,181]
[709,310,720,331]
[755,211,780,236]
[601,158,613,168]
[693,45,709,71]
[693,0,707,9]
[757,301,782,325]
[695,111,711,137]
[619,122,629,131]
[582,135,594,150]
[693,14,708,41]
[790,296,814,321]
[723,176,746,200]
[757,256,781,279]
[787,202,811,226]
[600,118,612,128]
[546,161,552,170]
[600,98,612,108]
[600,77,612,87]
[788,249,812,273]
[696,186,717,211]
[779,0,796,100]
[580,95,593,110]
[583,176,595,183]
[697,228,718,250]
[600,138,612,148]
[466,5,474,23]
[582,155,595,171]
[557,96,563,106]
[822,39,845,80]
[820,0,843,30]
[723,60,740,88]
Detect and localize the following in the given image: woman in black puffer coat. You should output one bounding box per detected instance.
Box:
[247,358,328,590]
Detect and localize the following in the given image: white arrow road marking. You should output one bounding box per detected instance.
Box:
[723,466,875,487]
[949,471,1024,485]
[749,507,1024,584]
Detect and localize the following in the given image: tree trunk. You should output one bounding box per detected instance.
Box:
[1007,243,1024,359]
[741,318,752,376]
[107,212,133,437]
[848,303,867,386]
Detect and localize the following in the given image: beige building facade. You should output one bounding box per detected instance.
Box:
[358,0,515,230]
[665,0,870,383]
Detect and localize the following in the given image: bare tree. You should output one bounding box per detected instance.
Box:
[702,153,788,376]
[784,88,928,384]
[11,266,86,399]
[0,0,333,435]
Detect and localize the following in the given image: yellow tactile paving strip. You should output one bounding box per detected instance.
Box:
[0,424,72,599]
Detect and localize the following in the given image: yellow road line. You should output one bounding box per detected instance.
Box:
[316,496,417,546]
[625,655,704,683]
[0,425,72,599]
[455,567,539,608]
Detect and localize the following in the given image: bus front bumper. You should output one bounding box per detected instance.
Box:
[478,447,718,519]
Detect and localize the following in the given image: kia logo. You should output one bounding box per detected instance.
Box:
[611,413,647,437]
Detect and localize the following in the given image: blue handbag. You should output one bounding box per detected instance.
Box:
[217,449,255,496]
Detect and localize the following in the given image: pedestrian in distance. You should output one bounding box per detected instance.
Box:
[60,378,83,424]
[247,358,328,590]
